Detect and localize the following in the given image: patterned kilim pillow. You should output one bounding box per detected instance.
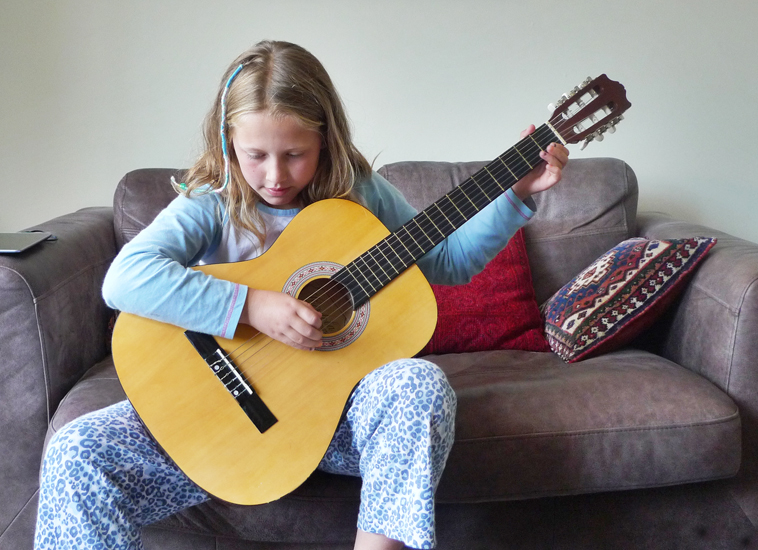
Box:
[541,237,716,363]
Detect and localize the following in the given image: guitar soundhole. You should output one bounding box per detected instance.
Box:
[298,278,354,335]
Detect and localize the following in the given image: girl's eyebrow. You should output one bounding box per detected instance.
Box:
[239,144,310,153]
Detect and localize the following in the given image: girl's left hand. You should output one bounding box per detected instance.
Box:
[510,125,569,201]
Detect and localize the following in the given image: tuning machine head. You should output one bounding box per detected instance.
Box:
[579,115,625,150]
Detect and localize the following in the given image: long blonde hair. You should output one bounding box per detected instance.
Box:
[177,40,371,246]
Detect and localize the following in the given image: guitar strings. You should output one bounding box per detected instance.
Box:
[292,122,565,323]
[312,123,564,315]
[213,115,587,392]
[275,115,582,326]
[230,122,562,356]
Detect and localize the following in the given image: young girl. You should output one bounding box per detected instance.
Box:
[35,40,568,550]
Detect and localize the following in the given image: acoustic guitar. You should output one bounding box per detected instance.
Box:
[112,74,631,505]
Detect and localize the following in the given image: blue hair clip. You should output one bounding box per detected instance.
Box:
[215,63,246,194]
[170,63,245,194]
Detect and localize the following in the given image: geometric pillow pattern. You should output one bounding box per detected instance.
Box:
[541,237,717,363]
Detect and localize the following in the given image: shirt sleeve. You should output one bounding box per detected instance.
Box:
[356,171,535,285]
[102,191,248,339]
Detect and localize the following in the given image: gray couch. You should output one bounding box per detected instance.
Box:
[2,158,757,549]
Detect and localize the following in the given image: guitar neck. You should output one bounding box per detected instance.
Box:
[333,122,562,307]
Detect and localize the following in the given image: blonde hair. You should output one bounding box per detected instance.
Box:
[177,40,371,245]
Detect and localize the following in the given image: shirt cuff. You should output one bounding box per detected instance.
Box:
[503,188,537,221]
[222,283,248,339]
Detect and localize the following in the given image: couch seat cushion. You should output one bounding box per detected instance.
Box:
[47,348,740,541]
[432,348,740,502]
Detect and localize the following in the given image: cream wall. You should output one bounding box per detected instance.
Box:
[2,0,757,243]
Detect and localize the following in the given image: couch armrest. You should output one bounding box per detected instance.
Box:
[637,211,758,525]
[636,211,758,396]
[0,207,116,537]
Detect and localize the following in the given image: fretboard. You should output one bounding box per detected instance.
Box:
[332,123,561,307]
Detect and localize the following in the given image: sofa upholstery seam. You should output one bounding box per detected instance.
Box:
[622,160,631,237]
[688,279,740,314]
[0,488,38,540]
[115,172,127,242]
[32,256,115,304]
[725,275,758,395]
[454,411,740,443]
[524,226,628,244]
[436,472,740,504]
[0,266,52,422]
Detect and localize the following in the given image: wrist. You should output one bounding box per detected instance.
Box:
[240,287,258,326]
[511,180,531,202]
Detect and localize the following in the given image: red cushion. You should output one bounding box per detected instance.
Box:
[420,228,550,355]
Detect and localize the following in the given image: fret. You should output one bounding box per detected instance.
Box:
[441,194,467,223]
[411,218,436,248]
[528,134,545,151]
[387,233,413,264]
[365,247,396,280]
[513,144,534,169]
[399,225,426,257]
[334,123,560,308]
[455,185,479,211]
[354,254,386,289]
[495,157,518,183]
[422,211,446,240]
[344,263,372,297]
[470,172,493,202]
[428,206,456,238]
[372,244,401,276]
[433,202,457,232]
[483,165,507,191]
[461,176,493,206]
[462,175,498,210]
[377,238,408,273]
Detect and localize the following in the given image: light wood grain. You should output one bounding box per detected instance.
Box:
[112,199,437,505]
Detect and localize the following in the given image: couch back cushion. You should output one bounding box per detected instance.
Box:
[377,157,638,303]
[113,158,637,303]
[113,168,184,250]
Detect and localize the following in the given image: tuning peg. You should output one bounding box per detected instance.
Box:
[548,103,557,113]
[595,133,604,142]
[606,125,616,134]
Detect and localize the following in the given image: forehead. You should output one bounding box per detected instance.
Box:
[231,111,320,146]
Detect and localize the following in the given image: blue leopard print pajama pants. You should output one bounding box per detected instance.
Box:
[34,359,457,550]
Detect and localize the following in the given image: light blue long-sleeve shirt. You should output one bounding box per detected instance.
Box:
[102,171,534,339]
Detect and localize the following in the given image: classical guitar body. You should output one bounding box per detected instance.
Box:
[113,74,631,505]
[112,198,438,505]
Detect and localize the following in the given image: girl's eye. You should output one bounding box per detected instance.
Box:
[247,153,265,161]
[287,152,303,158]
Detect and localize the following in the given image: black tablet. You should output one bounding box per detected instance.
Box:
[0,232,52,254]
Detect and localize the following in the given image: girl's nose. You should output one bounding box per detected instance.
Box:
[266,157,286,184]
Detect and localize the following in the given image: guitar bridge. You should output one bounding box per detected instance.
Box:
[184,330,277,433]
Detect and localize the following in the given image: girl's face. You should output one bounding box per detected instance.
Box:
[231,111,322,209]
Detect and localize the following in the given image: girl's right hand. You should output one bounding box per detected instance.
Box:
[240,289,323,351]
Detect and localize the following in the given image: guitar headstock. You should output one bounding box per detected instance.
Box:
[548,74,631,150]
